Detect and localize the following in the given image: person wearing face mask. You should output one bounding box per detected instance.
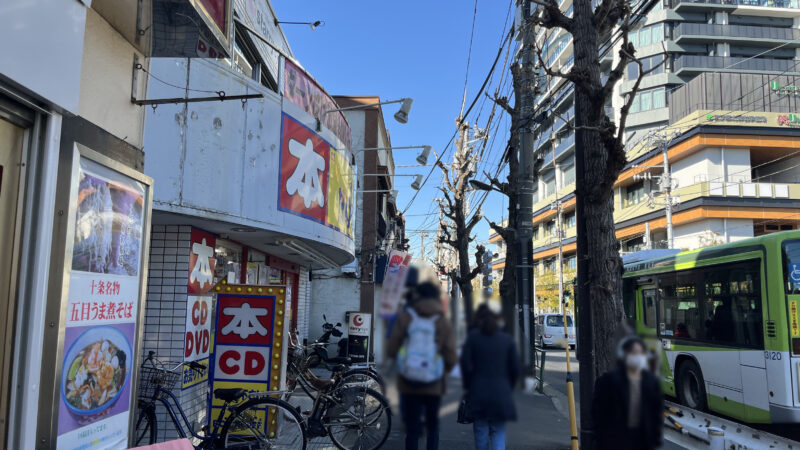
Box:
[591,336,664,450]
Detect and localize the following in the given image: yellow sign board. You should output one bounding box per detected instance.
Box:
[791,300,799,338]
[327,148,355,238]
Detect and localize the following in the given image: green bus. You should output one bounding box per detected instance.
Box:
[623,230,800,424]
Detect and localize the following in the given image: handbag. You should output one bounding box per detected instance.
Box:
[457,395,473,424]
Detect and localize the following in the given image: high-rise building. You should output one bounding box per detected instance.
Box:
[489,1,800,312]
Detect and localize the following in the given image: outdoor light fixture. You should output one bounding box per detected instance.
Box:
[317,98,414,131]
[274,20,324,30]
[353,145,432,165]
[469,179,495,192]
[411,174,423,190]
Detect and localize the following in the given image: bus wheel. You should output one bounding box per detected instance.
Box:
[677,359,707,411]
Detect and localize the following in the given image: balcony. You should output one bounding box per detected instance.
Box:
[673,0,800,8]
[674,23,800,42]
[673,55,800,74]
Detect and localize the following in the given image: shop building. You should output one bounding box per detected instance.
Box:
[310,97,407,363]
[0,0,230,447]
[138,0,357,439]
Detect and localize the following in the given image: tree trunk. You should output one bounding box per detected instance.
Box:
[572,0,627,447]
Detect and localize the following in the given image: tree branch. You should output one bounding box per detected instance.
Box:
[530,0,574,31]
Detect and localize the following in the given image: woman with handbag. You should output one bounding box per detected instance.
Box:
[460,305,521,450]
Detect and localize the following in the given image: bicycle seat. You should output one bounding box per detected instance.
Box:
[214,388,247,402]
[325,356,352,365]
[325,363,348,373]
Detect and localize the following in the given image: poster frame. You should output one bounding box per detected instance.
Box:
[34,142,153,449]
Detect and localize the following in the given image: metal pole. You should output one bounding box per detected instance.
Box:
[562,303,579,450]
[662,141,674,249]
[516,0,536,374]
[557,207,565,315]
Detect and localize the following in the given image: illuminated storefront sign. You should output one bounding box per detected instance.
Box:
[770,81,800,97]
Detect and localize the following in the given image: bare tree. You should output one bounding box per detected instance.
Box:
[527,0,660,445]
[436,120,486,325]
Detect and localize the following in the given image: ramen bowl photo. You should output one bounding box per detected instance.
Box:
[61,326,131,417]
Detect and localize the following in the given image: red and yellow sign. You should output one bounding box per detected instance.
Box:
[791,301,799,338]
[207,281,288,434]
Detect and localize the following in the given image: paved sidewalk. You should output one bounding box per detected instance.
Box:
[382,373,573,450]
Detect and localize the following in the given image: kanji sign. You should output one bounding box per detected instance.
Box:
[278,114,330,224]
[189,229,216,295]
[208,283,289,435]
[791,301,799,338]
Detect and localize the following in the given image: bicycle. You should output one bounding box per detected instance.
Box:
[134,352,305,449]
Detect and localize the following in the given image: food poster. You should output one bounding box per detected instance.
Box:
[207,282,288,437]
[58,158,147,449]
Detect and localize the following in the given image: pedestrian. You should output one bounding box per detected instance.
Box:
[592,336,664,450]
[387,275,457,450]
[460,304,520,450]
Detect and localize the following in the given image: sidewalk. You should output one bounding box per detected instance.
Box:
[382,372,573,450]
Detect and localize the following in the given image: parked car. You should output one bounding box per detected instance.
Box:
[535,314,576,349]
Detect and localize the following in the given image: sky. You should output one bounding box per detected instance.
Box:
[272,0,516,261]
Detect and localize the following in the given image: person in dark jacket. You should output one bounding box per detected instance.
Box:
[460,305,521,450]
[592,336,664,450]
[387,280,458,450]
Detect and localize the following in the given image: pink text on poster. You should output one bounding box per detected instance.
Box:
[185,296,212,361]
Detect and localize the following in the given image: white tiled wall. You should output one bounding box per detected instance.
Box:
[297,267,310,339]
[141,225,209,441]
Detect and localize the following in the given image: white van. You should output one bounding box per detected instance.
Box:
[535,314,576,349]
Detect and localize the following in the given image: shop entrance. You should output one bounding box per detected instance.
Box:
[0,116,25,448]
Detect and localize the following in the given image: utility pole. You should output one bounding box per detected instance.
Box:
[516,0,536,374]
[420,231,426,260]
[661,140,675,249]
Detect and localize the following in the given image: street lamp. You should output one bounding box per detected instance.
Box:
[359,174,424,191]
[469,179,499,193]
[274,20,324,30]
[354,145,432,165]
[317,98,414,131]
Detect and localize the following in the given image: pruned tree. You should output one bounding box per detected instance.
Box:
[436,120,486,325]
[526,0,662,445]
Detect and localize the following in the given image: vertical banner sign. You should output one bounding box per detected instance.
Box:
[347,313,372,363]
[57,157,149,449]
[378,250,413,318]
[278,113,330,224]
[183,296,211,388]
[189,228,216,295]
[327,147,355,238]
[208,281,288,435]
[791,301,800,338]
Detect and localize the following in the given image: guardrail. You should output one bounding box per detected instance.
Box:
[663,401,800,449]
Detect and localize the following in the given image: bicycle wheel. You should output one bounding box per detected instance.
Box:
[335,369,386,395]
[133,402,157,446]
[326,387,391,450]
[219,397,307,450]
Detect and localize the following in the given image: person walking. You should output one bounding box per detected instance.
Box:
[387,278,457,450]
[592,336,664,450]
[460,305,520,450]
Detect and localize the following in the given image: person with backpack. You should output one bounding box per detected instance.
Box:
[460,304,520,450]
[387,277,457,450]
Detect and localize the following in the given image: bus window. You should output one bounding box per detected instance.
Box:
[642,289,656,328]
[782,239,800,294]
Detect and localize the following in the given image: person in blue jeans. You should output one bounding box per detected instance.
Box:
[460,305,520,450]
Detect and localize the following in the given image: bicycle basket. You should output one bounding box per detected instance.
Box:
[138,365,182,401]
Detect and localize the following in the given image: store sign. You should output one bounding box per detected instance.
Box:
[208,285,288,432]
[777,113,800,128]
[378,250,413,318]
[770,81,800,97]
[57,156,149,450]
[279,113,330,223]
[328,148,355,238]
[185,296,212,361]
[791,301,800,338]
[234,0,290,78]
[283,59,352,150]
[347,313,371,363]
[189,229,216,295]
[704,113,767,124]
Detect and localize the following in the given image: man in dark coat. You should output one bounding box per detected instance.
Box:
[592,336,664,450]
[460,306,520,450]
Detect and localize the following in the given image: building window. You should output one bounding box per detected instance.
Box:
[640,91,652,112]
[545,220,556,237]
[533,225,540,240]
[563,211,576,229]
[567,256,577,270]
[624,181,646,207]
[653,88,666,109]
[629,87,666,113]
[542,171,556,197]
[560,158,575,187]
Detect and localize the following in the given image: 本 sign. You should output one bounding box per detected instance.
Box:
[185,296,212,361]
[208,285,288,433]
[279,114,330,223]
[189,229,216,295]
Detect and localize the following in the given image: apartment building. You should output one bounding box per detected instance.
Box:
[491,0,800,312]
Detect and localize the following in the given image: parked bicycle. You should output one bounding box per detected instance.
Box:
[134,351,304,449]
